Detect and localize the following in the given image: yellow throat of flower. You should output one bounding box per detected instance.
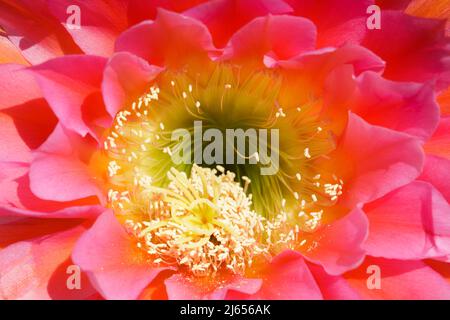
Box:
[102,64,344,277]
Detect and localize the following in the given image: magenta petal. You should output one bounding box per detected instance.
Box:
[345,257,450,299]
[275,44,385,78]
[350,71,440,141]
[339,113,424,206]
[30,55,108,136]
[1,99,58,150]
[364,181,450,260]
[72,211,170,300]
[0,216,83,248]
[184,0,293,47]
[424,117,450,160]
[285,0,373,47]
[323,64,357,107]
[0,113,32,163]
[0,204,105,220]
[308,263,362,299]
[251,250,322,299]
[115,9,218,67]
[377,0,412,10]
[0,225,96,299]
[29,155,100,202]
[419,155,450,203]
[29,125,100,202]
[126,0,216,26]
[222,278,264,299]
[0,0,81,64]
[165,274,262,300]
[0,64,42,110]
[0,159,103,219]
[0,162,29,207]
[223,15,316,64]
[102,52,163,118]
[35,124,77,156]
[46,0,128,57]
[286,0,373,31]
[362,11,450,88]
[301,208,368,276]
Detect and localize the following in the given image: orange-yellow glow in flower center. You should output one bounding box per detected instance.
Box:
[102,65,344,277]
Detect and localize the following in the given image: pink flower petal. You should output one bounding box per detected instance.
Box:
[0,64,57,152]
[377,0,411,10]
[323,64,357,107]
[102,52,163,118]
[308,263,362,299]
[285,0,373,32]
[315,17,367,48]
[301,208,368,276]
[0,112,32,163]
[165,274,262,300]
[1,100,57,151]
[0,217,83,249]
[426,259,450,285]
[0,204,104,220]
[0,225,97,299]
[0,161,103,219]
[0,0,82,64]
[223,15,316,65]
[250,250,323,299]
[362,11,450,88]
[115,9,218,68]
[184,0,293,47]
[275,44,385,79]
[424,117,450,160]
[0,64,41,110]
[35,124,78,156]
[337,113,424,206]
[0,162,29,207]
[419,155,450,203]
[30,55,108,137]
[364,181,450,260]
[72,210,170,300]
[33,122,99,160]
[29,155,101,202]
[350,71,440,141]
[0,36,28,65]
[285,0,373,47]
[127,0,212,26]
[46,0,128,57]
[344,257,450,299]
[29,125,101,202]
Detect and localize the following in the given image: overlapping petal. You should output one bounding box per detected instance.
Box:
[29,125,102,202]
[344,257,450,299]
[250,251,323,299]
[362,10,450,88]
[222,14,316,66]
[349,71,440,141]
[72,210,171,300]
[0,0,82,64]
[363,181,450,260]
[336,113,424,207]
[29,55,108,137]
[0,224,96,299]
[184,0,293,47]
[115,9,219,68]
[102,52,163,118]
[301,208,368,275]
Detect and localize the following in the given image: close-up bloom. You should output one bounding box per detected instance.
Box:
[0,0,449,300]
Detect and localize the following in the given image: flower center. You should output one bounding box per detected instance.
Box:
[124,164,268,276]
[102,64,344,277]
